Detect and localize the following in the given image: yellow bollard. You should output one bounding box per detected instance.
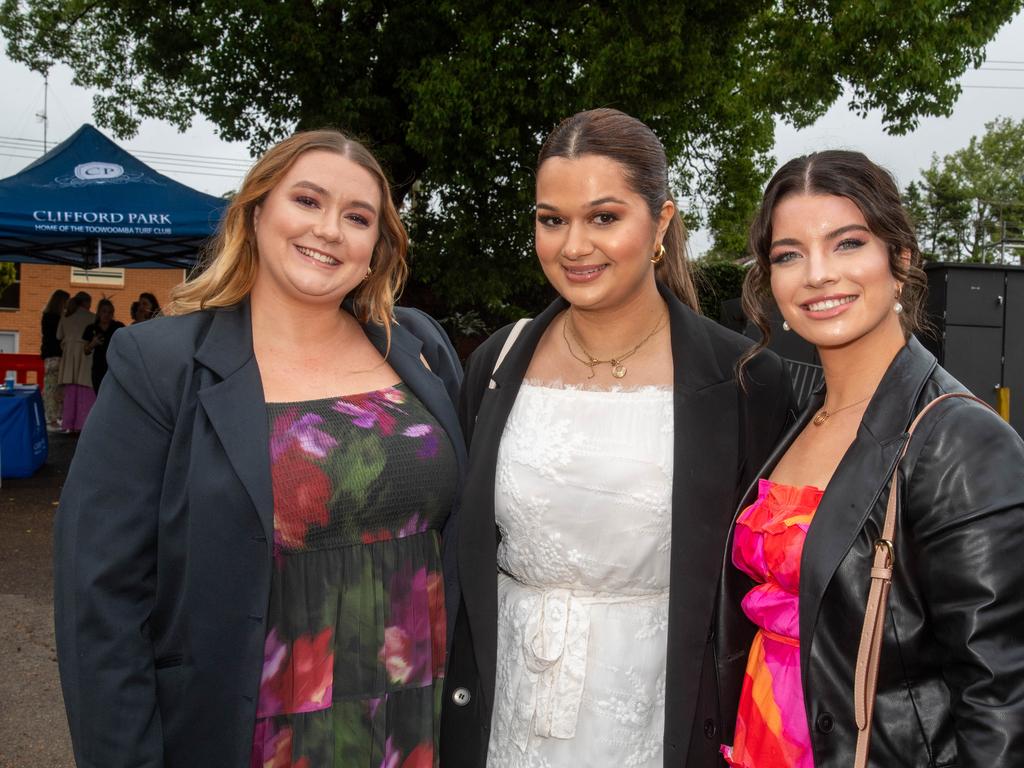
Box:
[996,386,1011,423]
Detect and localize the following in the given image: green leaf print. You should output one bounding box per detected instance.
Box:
[328,434,386,509]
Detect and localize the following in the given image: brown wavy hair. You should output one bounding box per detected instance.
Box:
[537,108,700,311]
[739,150,927,372]
[167,129,409,332]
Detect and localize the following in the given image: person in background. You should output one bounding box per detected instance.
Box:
[135,291,160,322]
[40,288,70,429]
[55,129,465,768]
[82,298,125,392]
[441,108,792,767]
[715,150,1024,767]
[56,291,94,434]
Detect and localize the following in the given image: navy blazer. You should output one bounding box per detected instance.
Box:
[54,300,466,768]
[440,283,795,767]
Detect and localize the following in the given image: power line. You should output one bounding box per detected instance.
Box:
[0,149,245,180]
[0,134,253,169]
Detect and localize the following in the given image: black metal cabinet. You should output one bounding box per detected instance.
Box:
[923,263,1023,434]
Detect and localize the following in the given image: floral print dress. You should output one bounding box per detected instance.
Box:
[251,384,457,768]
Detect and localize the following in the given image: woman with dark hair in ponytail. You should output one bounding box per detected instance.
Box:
[441,108,794,767]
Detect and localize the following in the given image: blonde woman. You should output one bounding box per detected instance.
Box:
[56,290,94,433]
[55,130,466,768]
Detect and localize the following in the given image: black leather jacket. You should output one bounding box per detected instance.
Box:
[713,337,1024,767]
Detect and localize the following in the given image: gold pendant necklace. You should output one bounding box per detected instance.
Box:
[562,310,667,379]
[812,394,872,426]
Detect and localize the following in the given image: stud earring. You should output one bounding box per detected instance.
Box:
[782,320,791,331]
[650,244,666,264]
[362,266,373,283]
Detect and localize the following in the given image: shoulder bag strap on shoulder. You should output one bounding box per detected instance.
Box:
[488,318,531,390]
[853,391,992,767]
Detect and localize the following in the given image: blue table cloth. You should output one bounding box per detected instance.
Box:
[0,386,48,478]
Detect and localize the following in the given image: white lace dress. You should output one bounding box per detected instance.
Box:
[486,382,674,768]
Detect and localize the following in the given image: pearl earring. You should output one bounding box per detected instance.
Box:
[782,320,791,331]
[893,301,903,314]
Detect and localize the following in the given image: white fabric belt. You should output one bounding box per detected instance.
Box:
[506,584,666,751]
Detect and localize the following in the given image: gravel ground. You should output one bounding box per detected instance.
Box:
[0,433,76,768]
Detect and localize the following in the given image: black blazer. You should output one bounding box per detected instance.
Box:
[54,300,467,768]
[440,283,794,767]
[714,336,1024,767]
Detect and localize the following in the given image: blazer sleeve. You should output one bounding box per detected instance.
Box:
[905,399,1024,767]
[54,330,175,768]
[737,348,795,496]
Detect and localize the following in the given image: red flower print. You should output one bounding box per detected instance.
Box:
[379,625,414,684]
[401,743,434,768]
[251,721,311,768]
[362,529,394,544]
[259,628,335,716]
[271,446,331,549]
[426,571,446,675]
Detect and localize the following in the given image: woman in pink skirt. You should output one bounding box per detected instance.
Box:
[56,291,94,433]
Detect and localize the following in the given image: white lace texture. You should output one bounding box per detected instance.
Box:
[487,383,673,768]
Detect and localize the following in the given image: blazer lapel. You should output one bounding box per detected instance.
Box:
[193,301,275,543]
[362,320,467,475]
[459,300,565,712]
[660,287,744,754]
[798,338,938,684]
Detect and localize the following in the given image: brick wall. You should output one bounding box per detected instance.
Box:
[0,263,185,354]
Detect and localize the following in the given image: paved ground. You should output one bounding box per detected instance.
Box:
[0,434,76,768]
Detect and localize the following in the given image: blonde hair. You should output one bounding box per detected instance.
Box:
[167,129,409,330]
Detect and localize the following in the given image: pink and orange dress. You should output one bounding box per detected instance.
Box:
[721,479,823,768]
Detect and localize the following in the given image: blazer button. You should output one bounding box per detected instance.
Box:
[815,712,835,734]
[703,718,717,739]
[452,687,472,707]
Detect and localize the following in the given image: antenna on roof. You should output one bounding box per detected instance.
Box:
[35,72,49,152]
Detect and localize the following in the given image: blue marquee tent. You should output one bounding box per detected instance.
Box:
[0,124,230,268]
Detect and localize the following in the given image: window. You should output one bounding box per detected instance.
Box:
[0,262,21,311]
[0,331,19,353]
[71,266,125,287]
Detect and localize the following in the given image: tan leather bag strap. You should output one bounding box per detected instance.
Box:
[853,392,991,767]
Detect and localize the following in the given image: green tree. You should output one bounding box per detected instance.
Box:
[4,1,1020,317]
[692,257,747,322]
[906,116,1024,263]
[0,261,16,295]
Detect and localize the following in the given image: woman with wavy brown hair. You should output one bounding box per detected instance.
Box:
[55,129,466,768]
[714,150,1024,767]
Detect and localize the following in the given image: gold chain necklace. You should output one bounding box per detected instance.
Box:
[562,310,667,379]
[812,394,872,426]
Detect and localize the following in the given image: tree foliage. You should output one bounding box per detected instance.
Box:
[904,116,1024,264]
[692,257,747,322]
[3,0,1020,317]
[0,261,16,295]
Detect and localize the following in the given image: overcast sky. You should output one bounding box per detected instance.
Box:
[2,11,1023,255]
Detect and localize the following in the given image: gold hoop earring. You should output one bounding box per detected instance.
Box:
[650,244,666,264]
